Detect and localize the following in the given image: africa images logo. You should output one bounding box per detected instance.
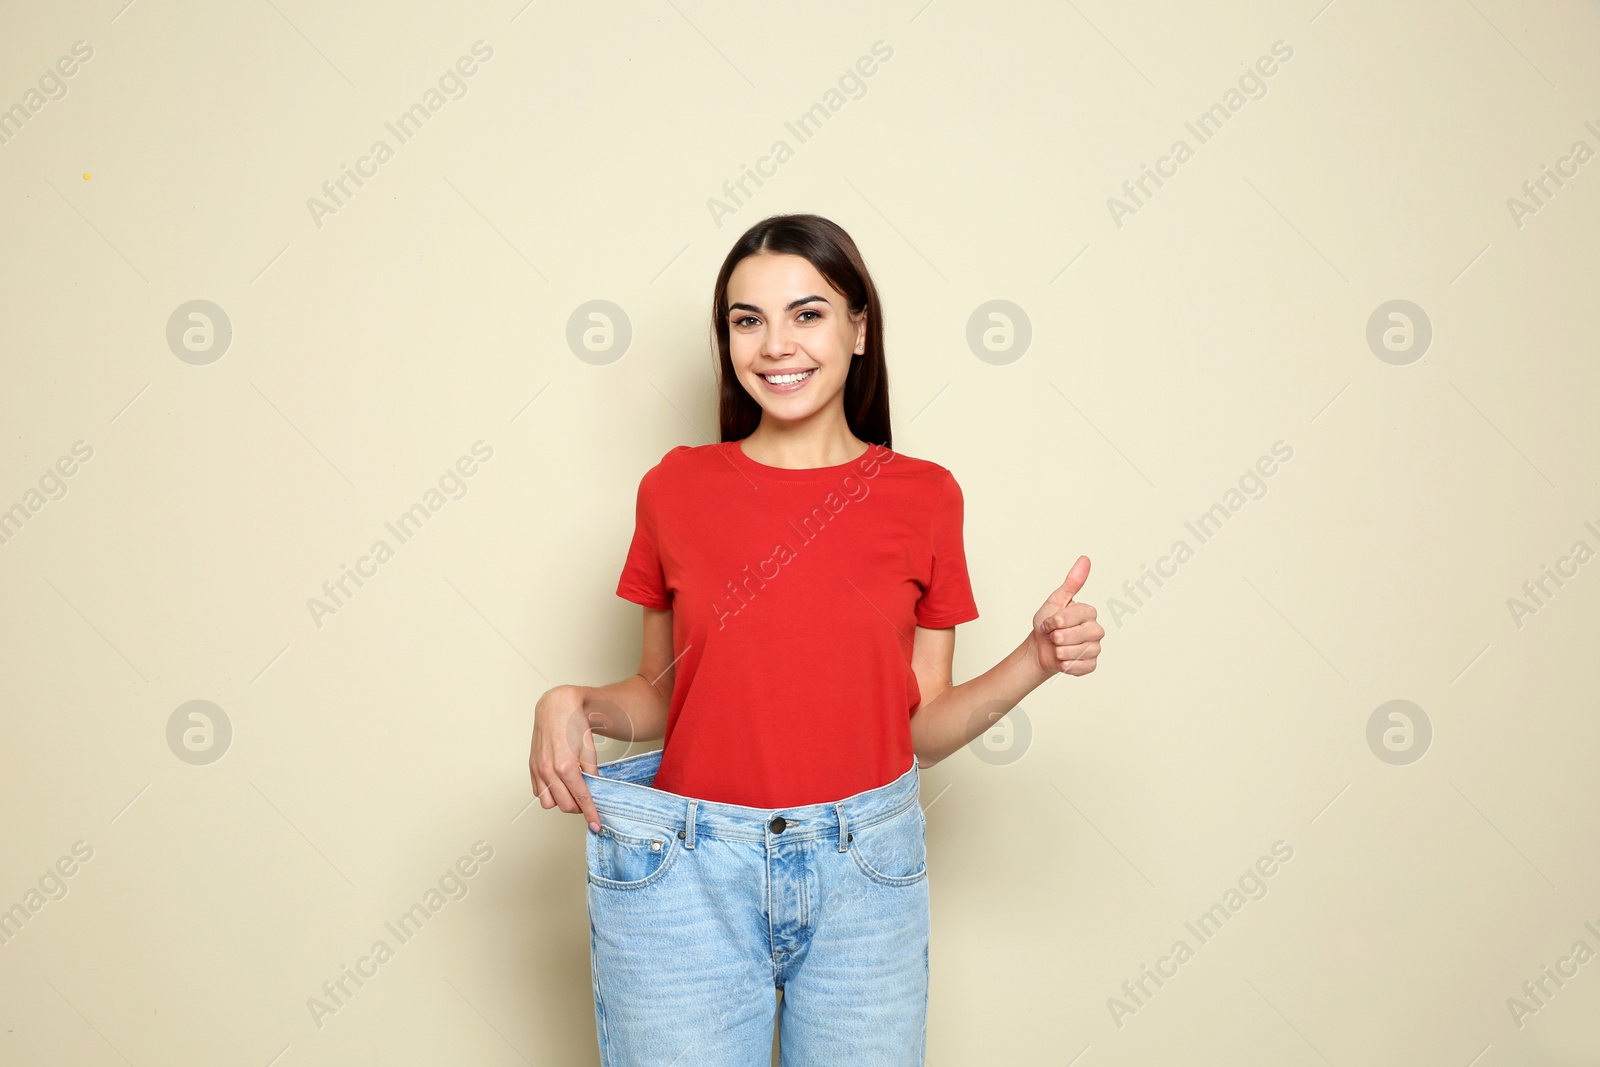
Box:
[709,444,896,629]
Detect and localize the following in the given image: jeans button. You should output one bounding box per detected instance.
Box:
[769,815,786,834]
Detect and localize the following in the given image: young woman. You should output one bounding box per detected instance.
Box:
[530,214,1102,1065]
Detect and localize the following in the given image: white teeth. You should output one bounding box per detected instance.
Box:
[763,369,815,385]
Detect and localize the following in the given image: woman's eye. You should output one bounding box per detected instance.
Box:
[797,309,820,322]
[733,316,758,328]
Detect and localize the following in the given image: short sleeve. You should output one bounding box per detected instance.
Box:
[914,470,980,628]
[615,463,671,610]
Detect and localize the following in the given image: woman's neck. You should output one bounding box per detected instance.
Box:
[739,422,869,470]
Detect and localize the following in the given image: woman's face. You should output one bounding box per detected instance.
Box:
[724,251,865,426]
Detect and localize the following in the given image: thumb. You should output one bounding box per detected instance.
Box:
[1036,556,1091,635]
[1056,555,1091,605]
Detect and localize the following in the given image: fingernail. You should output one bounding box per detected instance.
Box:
[589,821,600,833]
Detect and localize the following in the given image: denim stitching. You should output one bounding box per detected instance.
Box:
[587,829,684,891]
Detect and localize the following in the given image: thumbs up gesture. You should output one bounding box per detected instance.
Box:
[1030,555,1103,677]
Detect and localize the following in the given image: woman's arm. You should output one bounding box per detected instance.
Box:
[908,629,1052,767]
[909,557,1101,767]
[530,605,676,830]
[580,604,676,743]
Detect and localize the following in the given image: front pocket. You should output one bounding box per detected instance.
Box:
[849,802,928,887]
[587,812,681,890]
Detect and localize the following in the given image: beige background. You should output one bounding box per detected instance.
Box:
[2,0,1598,1064]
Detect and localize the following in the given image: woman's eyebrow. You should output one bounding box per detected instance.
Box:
[728,295,829,314]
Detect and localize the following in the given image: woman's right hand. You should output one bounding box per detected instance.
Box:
[530,685,602,832]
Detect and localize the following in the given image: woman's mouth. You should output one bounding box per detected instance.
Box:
[757,368,817,393]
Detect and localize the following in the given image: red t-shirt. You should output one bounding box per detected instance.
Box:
[614,439,980,808]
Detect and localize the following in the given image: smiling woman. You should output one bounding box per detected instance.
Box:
[530,213,1103,1064]
[713,229,881,468]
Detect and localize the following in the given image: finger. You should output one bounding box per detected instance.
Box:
[561,708,605,776]
[530,759,558,808]
[573,725,602,829]
[1043,601,1094,633]
[1057,555,1091,603]
[559,761,602,832]
[556,719,602,831]
[1051,620,1103,645]
[1037,605,1071,634]
[1056,643,1100,668]
[536,777,562,810]
[538,757,580,814]
[1037,557,1092,633]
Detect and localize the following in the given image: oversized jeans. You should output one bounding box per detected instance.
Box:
[580,749,930,1066]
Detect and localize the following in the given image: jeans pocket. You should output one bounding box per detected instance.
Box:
[587,810,681,890]
[849,801,928,887]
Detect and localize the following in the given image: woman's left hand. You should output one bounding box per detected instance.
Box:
[1031,555,1103,677]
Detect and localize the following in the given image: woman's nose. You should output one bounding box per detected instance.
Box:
[762,321,795,357]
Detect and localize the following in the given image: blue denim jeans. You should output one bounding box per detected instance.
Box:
[580,749,930,1066]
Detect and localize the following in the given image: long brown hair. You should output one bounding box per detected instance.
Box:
[711,214,892,448]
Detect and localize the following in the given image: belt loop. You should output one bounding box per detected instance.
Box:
[684,799,698,850]
[835,802,848,853]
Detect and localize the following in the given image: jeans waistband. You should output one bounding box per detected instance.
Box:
[579,749,921,846]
